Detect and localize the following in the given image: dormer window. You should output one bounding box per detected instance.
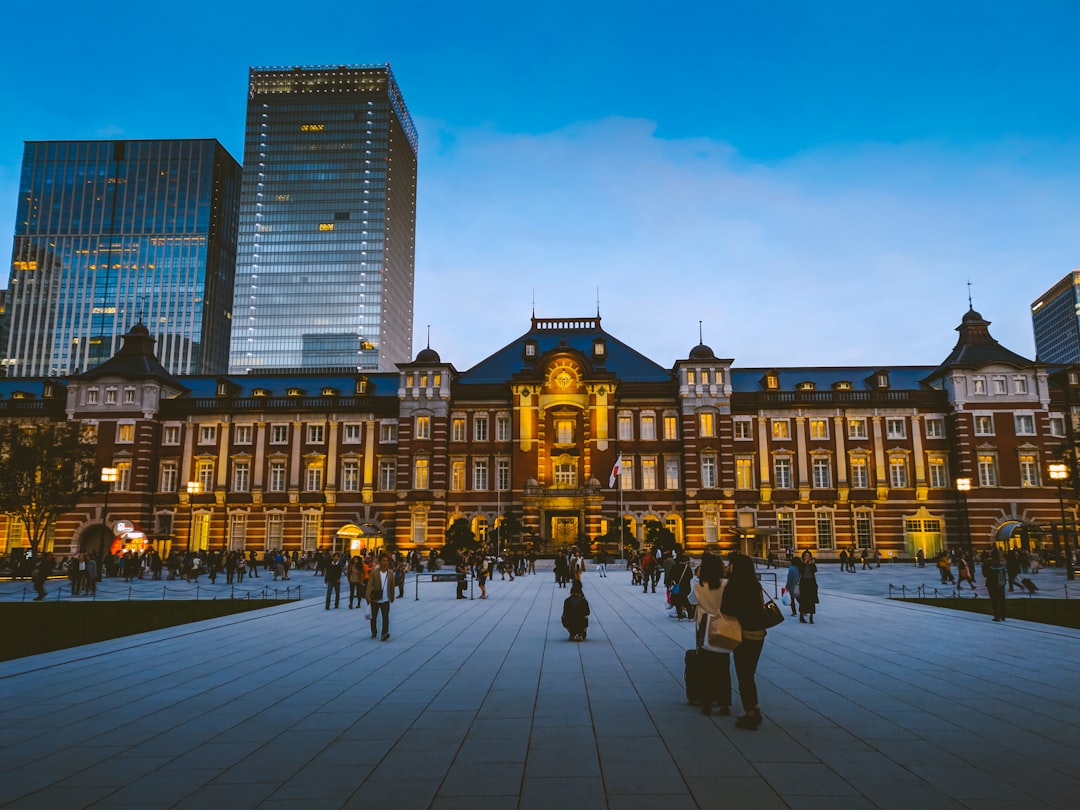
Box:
[765,374,779,390]
[796,381,815,392]
[593,338,606,360]
[355,377,370,395]
[216,382,230,397]
[876,372,890,389]
[524,339,537,359]
[832,381,852,391]
[12,391,28,400]
[252,388,270,398]
[321,387,339,397]
[286,388,303,398]
[43,383,55,399]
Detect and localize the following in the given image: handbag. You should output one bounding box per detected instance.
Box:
[759,583,785,628]
[704,612,742,651]
[369,585,383,602]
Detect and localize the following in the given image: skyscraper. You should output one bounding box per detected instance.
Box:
[230,64,418,373]
[1031,270,1080,363]
[3,139,241,377]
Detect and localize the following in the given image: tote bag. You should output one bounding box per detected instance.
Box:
[704,612,742,652]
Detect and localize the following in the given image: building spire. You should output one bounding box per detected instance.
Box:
[967,279,973,311]
[426,324,431,350]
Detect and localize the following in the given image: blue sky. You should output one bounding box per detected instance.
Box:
[2,1,1078,370]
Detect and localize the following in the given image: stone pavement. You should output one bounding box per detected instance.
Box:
[1,561,1079,809]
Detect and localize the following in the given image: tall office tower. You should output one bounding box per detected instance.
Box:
[230,64,418,373]
[3,140,241,377]
[1031,270,1080,363]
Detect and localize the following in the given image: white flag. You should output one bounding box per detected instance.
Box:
[609,454,623,488]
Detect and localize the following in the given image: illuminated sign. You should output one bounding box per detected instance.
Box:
[319,223,335,231]
[300,124,325,132]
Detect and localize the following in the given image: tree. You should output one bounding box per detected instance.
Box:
[442,518,479,565]
[644,519,680,554]
[0,421,99,555]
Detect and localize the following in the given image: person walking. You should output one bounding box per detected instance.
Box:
[722,553,770,729]
[797,550,819,623]
[691,553,732,716]
[957,554,977,590]
[476,553,489,599]
[666,553,695,620]
[784,556,802,617]
[982,549,1008,621]
[595,549,608,578]
[32,552,54,601]
[554,553,570,589]
[366,554,395,640]
[324,552,344,609]
[347,555,366,609]
[561,580,590,641]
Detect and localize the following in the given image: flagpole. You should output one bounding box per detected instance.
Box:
[618,458,624,563]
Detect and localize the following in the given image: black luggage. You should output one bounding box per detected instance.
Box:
[684,648,731,708]
[1020,577,1038,594]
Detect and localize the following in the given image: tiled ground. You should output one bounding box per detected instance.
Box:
[2,561,1078,809]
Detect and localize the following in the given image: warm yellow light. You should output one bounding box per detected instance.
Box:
[187,481,203,495]
[955,477,971,492]
[101,467,119,484]
[1049,463,1069,481]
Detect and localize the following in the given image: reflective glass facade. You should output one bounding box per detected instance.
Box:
[1031,270,1080,364]
[4,140,241,376]
[230,65,417,373]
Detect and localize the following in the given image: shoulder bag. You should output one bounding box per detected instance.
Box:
[704,612,742,651]
[759,582,785,628]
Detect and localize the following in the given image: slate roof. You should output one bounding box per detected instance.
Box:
[175,372,399,400]
[729,366,936,393]
[924,308,1033,382]
[76,324,187,391]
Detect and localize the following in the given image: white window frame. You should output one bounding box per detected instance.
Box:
[1014,414,1036,436]
[885,418,906,439]
[924,417,945,439]
[341,460,360,492]
[270,424,289,445]
[700,456,717,489]
[977,453,998,487]
[733,418,752,440]
[199,424,217,445]
[415,415,431,440]
[451,417,466,442]
[771,418,790,440]
[640,414,657,441]
[379,459,396,491]
[848,418,868,440]
[474,414,489,442]
[232,460,250,493]
[380,421,398,443]
[811,456,831,488]
[306,424,325,444]
[850,456,870,489]
[496,414,512,442]
[162,424,181,445]
[473,459,489,491]
[343,423,362,444]
[809,419,829,440]
[159,461,178,493]
[268,461,286,493]
[116,422,135,444]
[234,424,253,445]
[773,456,793,489]
[974,414,995,436]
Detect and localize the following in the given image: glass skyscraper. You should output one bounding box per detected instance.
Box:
[4,139,241,377]
[1031,270,1080,363]
[230,64,418,373]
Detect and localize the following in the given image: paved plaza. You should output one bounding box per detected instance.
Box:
[1,561,1078,809]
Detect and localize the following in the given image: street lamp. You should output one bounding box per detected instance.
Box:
[186,481,203,551]
[100,467,118,575]
[955,477,972,559]
[1048,463,1075,581]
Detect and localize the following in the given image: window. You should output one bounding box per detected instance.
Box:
[469,414,486,442]
[554,460,576,487]
[379,460,396,491]
[159,461,177,493]
[162,425,181,445]
[640,414,656,441]
[1014,377,1028,394]
[1014,415,1036,436]
[86,388,99,405]
[266,513,283,551]
[123,387,136,404]
[848,418,868,440]
[687,370,696,385]
[972,377,986,394]
[343,423,362,444]
[473,460,490,492]
[771,419,789,440]
[451,460,465,491]
[414,458,430,490]
[977,453,998,487]
[412,511,427,545]
[497,458,510,491]
[850,456,870,489]
[1019,454,1039,487]
[809,419,828,440]
[268,461,286,493]
[496,415,512,442]
[105,388,117,405]
[229,513,247,551]
[993,377,1007,395]
[885,418,906,439]
[199,424,217,445]
[341,460,359,492]
[699,412,716,438]
[703,510,718,543]
[304,461,323,491]
[234,425,253,445]
[855,511,874,549]
[556,419,574,445]
[116,423,135,444]
[270,424,289,444]
[663,415,679,440]
[380,421,398,443]
[815,511,835,550]
[306,424,325,444]
[927,455,948,488]
[641,457,657,490]
[1049,416,1066,437]
[301,512,321,551]
[700,456,717,489]
[734,418,752,440]
[665,458,680,490]
[889,457,909,488]
[773,457,793,489]
[451,417,466,442]
[196,460,214,491]
[415,415,431,440]
[812,457,831,488]
[621,457,635,490]
[925,417,945,439]
[233,461,250,493]
[736,457,754,490]
[974,415,994,436]
[777,512,795,551]
[618,414,634,441]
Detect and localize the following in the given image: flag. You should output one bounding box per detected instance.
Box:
[609,454,623,488]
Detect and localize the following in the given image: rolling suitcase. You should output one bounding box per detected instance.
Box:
[1020,577,1038,594]
[684,648,731,708]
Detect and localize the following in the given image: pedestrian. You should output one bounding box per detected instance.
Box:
[595,549,608,578]
[691,553,732,716]
[666,553,695,620]
[347,555,366,608]
[937,553,955,584]
[84,554,98,596]
[982,550,1008,621]
[797,550,819,623]
[395,556,407,599]
[861,548,870,570]
[874,549,882,568]
[957,554,976,590]
[1005,549,1021,592]
[561,580,590,641]
[32,552,54,601]
[916,548,925,568]
[324,552,343,609]
[722,553,771,729]
[366,554,395,640]
[554,553,570,589]
[784,556,801,617]
[476,553,489,599]
[455,559,469,599]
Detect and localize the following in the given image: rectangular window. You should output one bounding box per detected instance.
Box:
[700,456,717,489]
[234,424,253,445]
[733,418,752,440]
[621,457,635,490]
[116,423,135,444]
[379,460,396,491]
[105,388,117,405]
[199,424,217,445]
[974,415,994,436]
[415,415,431,440]
[451,460,465,491]
[305,461,324,492]
[641,457,657,490]
[815,511,835,550]
[1049,416,1066,437]
[229,513,247,551]
[848,418,868,439]
[497,458,510,491]
[1014,414,1036,436]
[663,415,679,441]
[301,513,321,551]
[777,512,795,550]
[927,456,948,488]
[554,461,576,487]
[268,461,286,493]
[451,417,466,442]
[773,457,793,488]
[618,415,634,441]
[474,414,489,441]
[855,512,873,549]
[266,513,283,551]
[159,461,177,493]
[925,417,945,439]
[412,511,427,545]
[196,460,214,491]
[850,456,870,489]
[699,412,716,438]
[270,424,289,445]
[978,453,998,487]
[812,457,831,488]
[771,419,789,440]
[496,415,512,442]
[735,457,754,490]
[889,457,908,488]
[162,425,181,445]
[664,458,679,490]
[306,424,325,444]
[1014,377,1028,394]
[343,423,362,444]
[122,387,136,404]
[233,461,250,493]
[380,421,398,443]
[86,388,99,405]
[556,419,574,445]
[973,377,986,394]
[640,414,656,441]
[341,460,359,492]
[1019,454,1039,487]
[414,458,430,490]
[809,419,829,440]
[886,418,906,439]
[993,377,1007,394]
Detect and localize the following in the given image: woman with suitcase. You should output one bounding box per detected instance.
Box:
[688,554,732,716]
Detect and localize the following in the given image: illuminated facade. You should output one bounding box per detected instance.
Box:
[1031,270,1080,364]
[229,65,418,374]
[4,310,1079,564]
[3,139,241,377]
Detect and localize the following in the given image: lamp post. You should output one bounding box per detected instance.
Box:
[955,477,972,560]
[186,481,203,552]
[100,467,118,574]
[1048,463,1075,581]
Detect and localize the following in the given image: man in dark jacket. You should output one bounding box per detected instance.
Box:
[324,553,344,609]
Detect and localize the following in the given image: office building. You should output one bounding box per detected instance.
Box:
[3,139,241,377]
[1031,270,1080,363]
[230,64,418,373]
